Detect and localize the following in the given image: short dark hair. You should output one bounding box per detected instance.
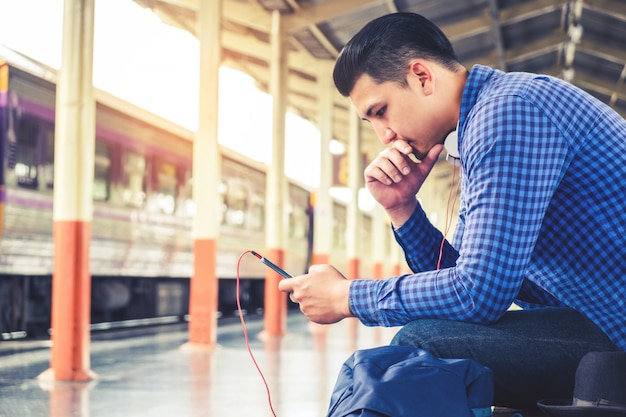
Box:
[333,13,461,97]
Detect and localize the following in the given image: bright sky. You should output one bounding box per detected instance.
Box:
[0,0,323,188]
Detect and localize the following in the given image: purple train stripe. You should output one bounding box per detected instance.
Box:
[4,190,190,230]
[4,191,52,210]
[13,96,55,123]
[96,124,192,168]
[11,95,192,168]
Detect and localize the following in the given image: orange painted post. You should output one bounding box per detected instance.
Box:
[49,222,94,381]
[263,10,289,337]
[264,248,287,336]
[185,0,222,349]
[37,0,97,382]
[373,262,384,280]
[188,239,218,345]
[311,253,330,265]
[391,242,403,277]
[347,258,360,280]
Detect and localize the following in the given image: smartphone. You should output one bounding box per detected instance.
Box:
[251,251,292,279]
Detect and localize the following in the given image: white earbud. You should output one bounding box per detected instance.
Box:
[444,124,460,162]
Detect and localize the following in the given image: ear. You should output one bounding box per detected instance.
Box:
[407,60,435,96]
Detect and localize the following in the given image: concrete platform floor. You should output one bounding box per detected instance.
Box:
[0,314,399,417]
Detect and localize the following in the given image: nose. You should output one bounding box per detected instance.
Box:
[373,122,396,145]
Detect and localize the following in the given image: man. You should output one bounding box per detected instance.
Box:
[278,12,625,409]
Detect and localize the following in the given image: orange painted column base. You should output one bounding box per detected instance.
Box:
[187,238,218,348]
[311,253,329,265]
[347,258,360,280]
[42,220,95,382]
[373,262,384,280]
[263,248,287,336]
[306,252,330,334]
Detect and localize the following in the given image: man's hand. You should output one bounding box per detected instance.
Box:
[278,264,353,324]
[365,142,444,227]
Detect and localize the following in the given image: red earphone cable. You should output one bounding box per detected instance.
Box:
[437,162,462,270]
[236,250,278,417]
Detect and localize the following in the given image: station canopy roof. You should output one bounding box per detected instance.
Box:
[132,0,626,156]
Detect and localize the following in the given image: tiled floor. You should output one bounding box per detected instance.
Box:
[0,314,399,417]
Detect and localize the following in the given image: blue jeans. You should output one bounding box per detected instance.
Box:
[390,307,618,409]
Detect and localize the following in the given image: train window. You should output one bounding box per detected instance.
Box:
[93,141,110,201]
[333,218,347,249]
[218,182,227,224]
[11,117,39,189]
[155,161,177,214]
[248,193,264,231]
[333,203,347,249]
[122,151,146,207]
[288,203,307,239]
[177,169,195,217]
[361,215,373,255]
[225,182,246,227]
[41,123,54,190]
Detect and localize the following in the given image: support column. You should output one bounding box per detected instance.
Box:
[346,109,362,280]
[390,240,403,276]
[40,0,96,382]
[187,0,222,348]
[312,61,334,266]
[372,204,387,279]
[370,141,388,279]
[264,10,289,336]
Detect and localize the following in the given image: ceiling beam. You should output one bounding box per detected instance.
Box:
[131,0,626,142]
[385,0,398,13]
[585,0,626,20]
[222,54,379,146]
[487,0,506,70]
[283,0,385,32]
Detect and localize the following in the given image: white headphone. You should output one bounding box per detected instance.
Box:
[443,122,460,163]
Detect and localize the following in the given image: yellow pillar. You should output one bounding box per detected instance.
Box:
[346,109,362,280]
[187,0,222,348]
[40,0,96,382]
[312,61,334,266]
[264,10,289,336]
[372,204,388,279]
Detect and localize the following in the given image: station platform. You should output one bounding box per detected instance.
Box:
[0,313,541,417]
[0,313,398,417]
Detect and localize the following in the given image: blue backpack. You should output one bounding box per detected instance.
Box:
[326,345,494,417]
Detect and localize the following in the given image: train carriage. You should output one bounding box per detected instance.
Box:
[0,50,316,337]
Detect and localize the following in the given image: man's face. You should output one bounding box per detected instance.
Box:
[350,72,444,161]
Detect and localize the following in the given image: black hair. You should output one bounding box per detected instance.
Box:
[333,13,460,97]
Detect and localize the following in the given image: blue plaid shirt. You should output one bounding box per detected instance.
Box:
[350,65,626,351]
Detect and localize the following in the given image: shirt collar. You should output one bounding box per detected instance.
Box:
[458,65,496,136]
[456,65,497,160]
